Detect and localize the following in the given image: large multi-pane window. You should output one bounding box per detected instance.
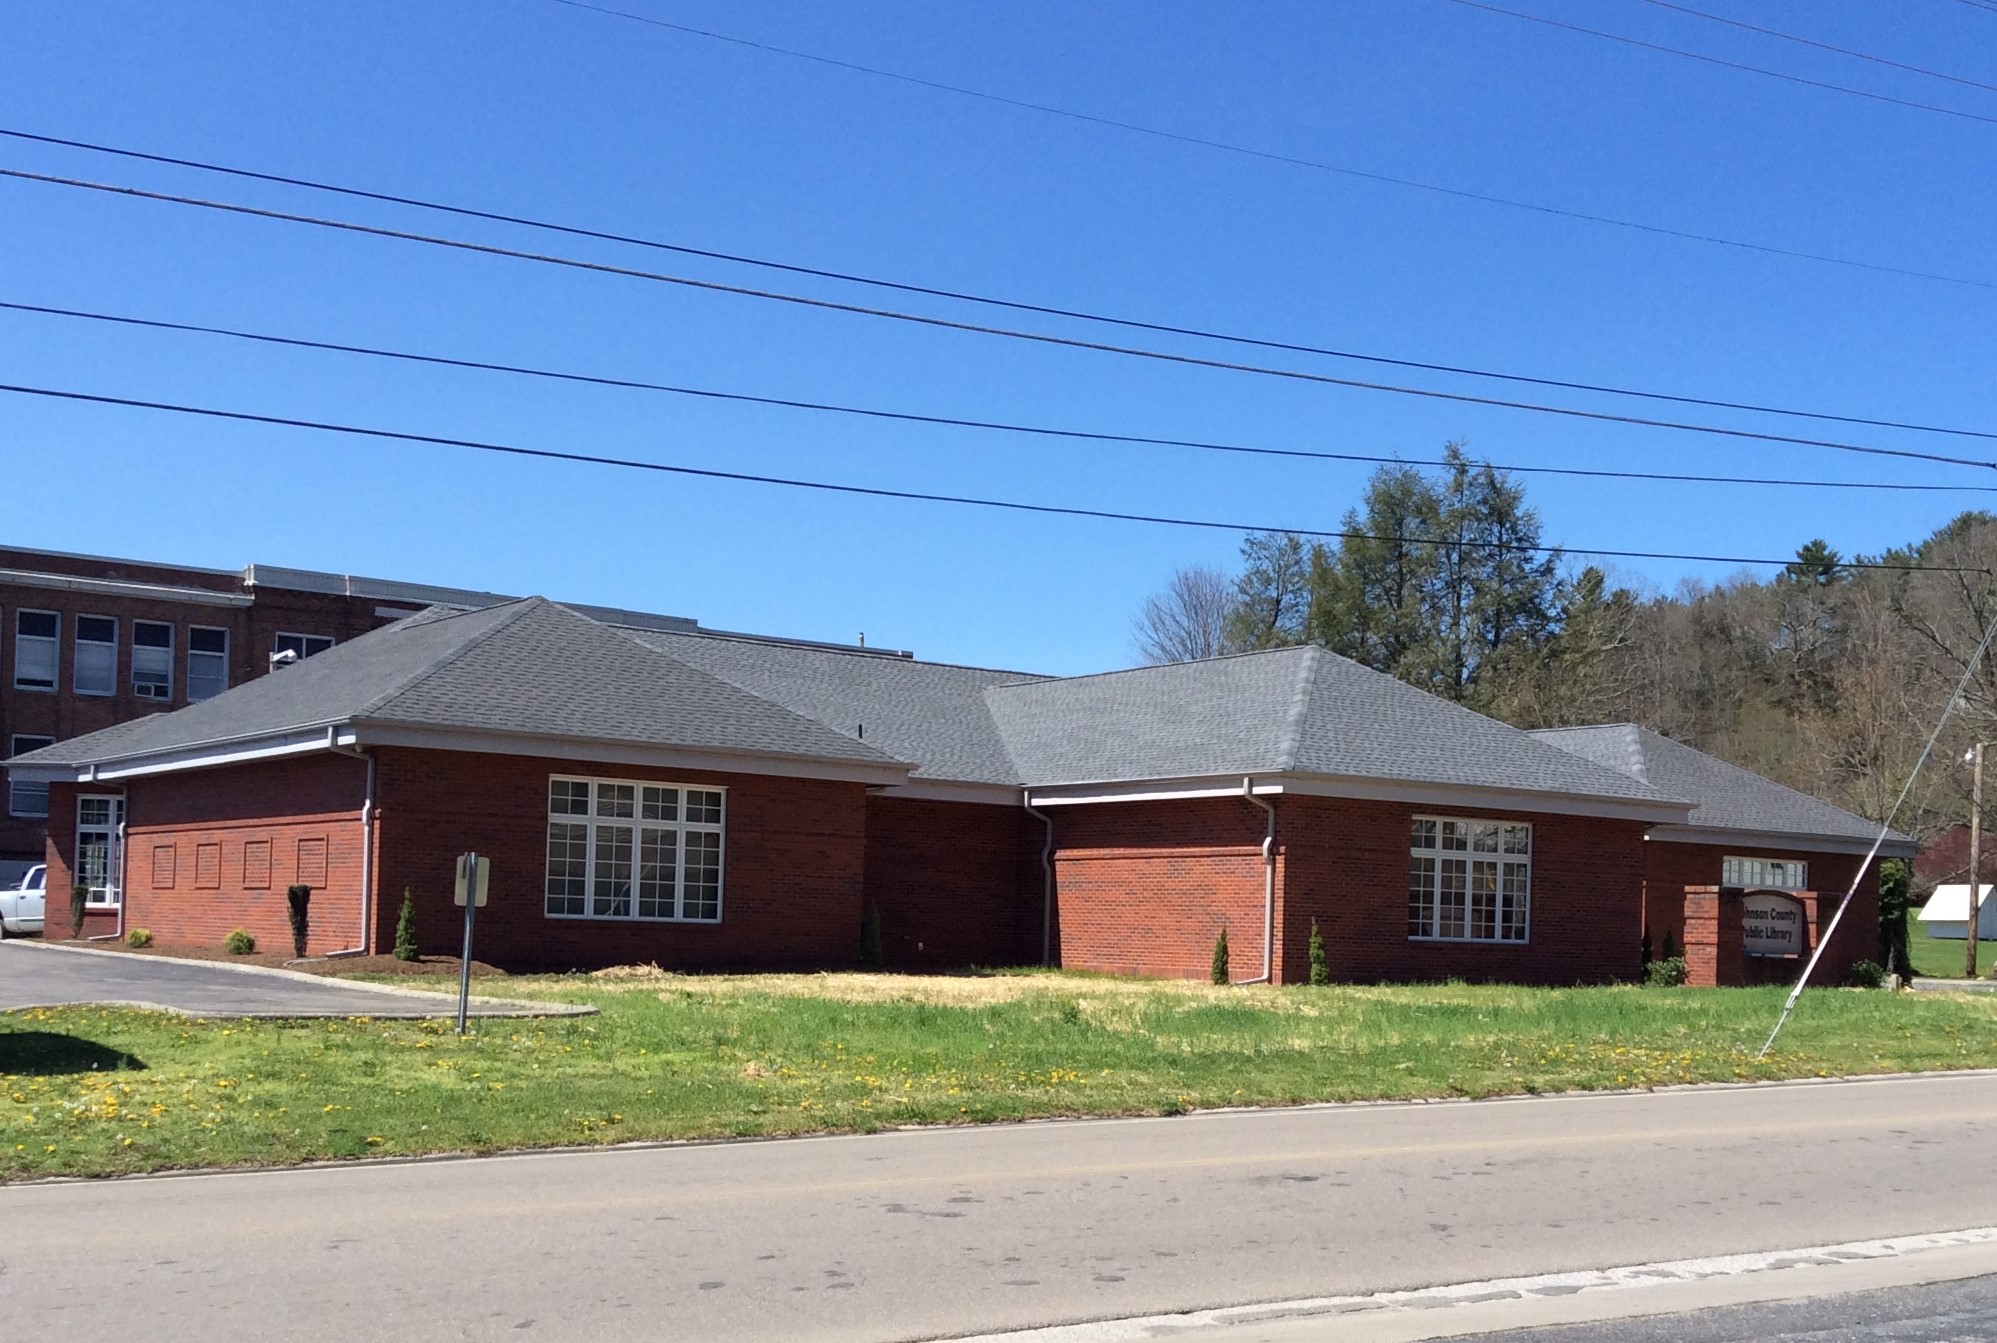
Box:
[544,776,725,922]
[76,794,126,906]
[1408,817,1530,943]
[187,626,229,701]
[74,616,116,696]
[132,621,173,700]
[8,736,54,818]
[14,610,57,690]
[1723,856,1807,890]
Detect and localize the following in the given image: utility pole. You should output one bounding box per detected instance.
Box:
[1970,745,1987,979]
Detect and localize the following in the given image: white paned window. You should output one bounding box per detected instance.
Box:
[273,632,333,663]
[1723,856,1808,890]
[1409,817,1530,943]
[187,626,229,701]
[15,610,57,690]
[8,735,54,818]
[76,794,125,906]
[544,776,725,923]
[132,621,173,700]
[74,616,116,696]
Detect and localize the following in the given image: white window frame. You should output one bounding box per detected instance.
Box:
[187,625,230,701]
[14,608,58,692]
[75,793,126,907]
[8,735,54,819]
[544,775,726,924]
[1408,816,1531,944]
[273,632,334,663]
[1723,855,1808,891]
[72,614,117,697]
[131,620,174,701]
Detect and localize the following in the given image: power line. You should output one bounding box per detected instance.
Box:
[1636,0,1997,96]
[529,3,1995,294]
[10,167,1997,477]
[0,380,1981,573]
[1446,0,1997,127]
[6,128,1993,440]
[9,297,1994,498]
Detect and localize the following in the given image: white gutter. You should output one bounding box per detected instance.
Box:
[322,727,376,960]
[1238,777,1276,985]
[1024,798,1056,967]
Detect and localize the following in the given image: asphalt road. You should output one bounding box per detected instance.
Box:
[6,1071,1997,1342]
[0,941,584,1017]
[1454,1273,1997,1343]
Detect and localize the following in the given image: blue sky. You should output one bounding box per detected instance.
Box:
[4,0,1995,674]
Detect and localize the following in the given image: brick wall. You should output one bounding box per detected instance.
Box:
[861,796,1044,970]
[1280,796,1649,986]
[1047,797,1271,981]
[44,756,370,953]
[1644,840,1878,981]
[371,747,870,972]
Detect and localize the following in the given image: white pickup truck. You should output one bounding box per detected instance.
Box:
[0,863,45,936]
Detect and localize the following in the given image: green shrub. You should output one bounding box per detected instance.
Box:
[1644,956,1688,987]
[393,888,419,961]
[286,883,312,959]
[69,883,88,938]
[124,928,152,948]
[1210,928,1230,985]
[1878,859,1915,981]
[859,902,884,968]
[1848,959,1887,989]
[223,928,256,955]
[1307,918,1329,986]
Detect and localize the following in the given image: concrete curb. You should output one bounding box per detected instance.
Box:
[1,938,594,1018]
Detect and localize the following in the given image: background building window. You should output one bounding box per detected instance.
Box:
[1408,817,1530,943]
[7,736,54,818]
[187,626,229,701]
[544,775,725,923]
[132,621,174,700]
[14,610,57,690]
[74,616,116,696]
[273,632,333,664]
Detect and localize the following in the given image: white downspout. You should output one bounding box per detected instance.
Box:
[323,729,375,960]
[1239,777,1276,985]
[1024,797,1056,967]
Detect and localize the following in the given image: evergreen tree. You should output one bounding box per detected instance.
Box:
[1224,532,1315,651]
[1209,928,1230,985]
[393,889,419,962]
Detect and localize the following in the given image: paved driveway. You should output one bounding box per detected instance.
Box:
[0,942,588,1018]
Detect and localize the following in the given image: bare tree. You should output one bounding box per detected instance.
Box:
[1133,566,1236,664]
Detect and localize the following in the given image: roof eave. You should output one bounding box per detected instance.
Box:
[1025,770,1693,822]
[1647,822,1920,859]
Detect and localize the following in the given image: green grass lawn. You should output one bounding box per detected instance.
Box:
[1907,929,1997,979]
[8,970,1997,1181]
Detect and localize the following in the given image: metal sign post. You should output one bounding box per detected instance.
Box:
[452,851,489,1035]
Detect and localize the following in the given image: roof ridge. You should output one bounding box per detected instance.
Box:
[1624,724,1650,783]
[1273,646,1321,773]
[990,643,1318,696]
[355,598,545,720]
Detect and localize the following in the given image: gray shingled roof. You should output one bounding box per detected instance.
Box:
[988,646,1688,807]
[1531,724,1912,848]
[625,628,1040,785]
[14,599,905,774]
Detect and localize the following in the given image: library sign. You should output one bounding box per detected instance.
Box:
[1743,891,1807,958]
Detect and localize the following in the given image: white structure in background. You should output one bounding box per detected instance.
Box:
[1918,884,1997,940]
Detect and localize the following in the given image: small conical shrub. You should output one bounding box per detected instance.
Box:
[1210,927,1230,985]
[393,888,419,961]
[1307,918,1329,986]
[286,884,312,959]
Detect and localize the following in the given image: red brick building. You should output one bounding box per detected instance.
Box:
[13,599,1912,985]
[0,545,699,885]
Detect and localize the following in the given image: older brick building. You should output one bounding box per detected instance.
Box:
[12,597,1914,985]
[0,545,699,885]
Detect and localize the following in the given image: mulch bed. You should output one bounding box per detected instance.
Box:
[36,938,509,978]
